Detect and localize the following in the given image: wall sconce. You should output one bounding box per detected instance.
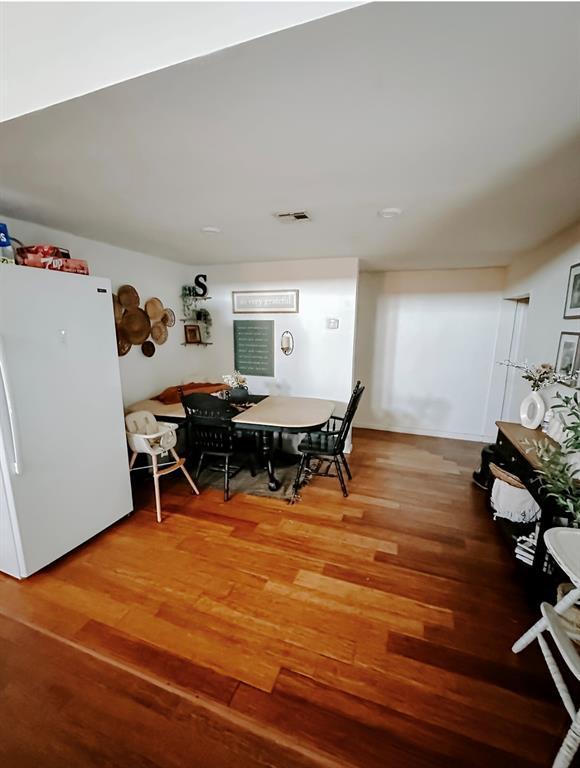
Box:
[281,330,294,356]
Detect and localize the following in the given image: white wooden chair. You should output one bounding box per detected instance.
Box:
[533,603,580,767]
[125,410,199,522]
[513,528,580,767]
[513,529,580,654]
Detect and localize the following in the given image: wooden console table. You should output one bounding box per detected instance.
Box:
[494,421,562,599]
[496,421,558,474]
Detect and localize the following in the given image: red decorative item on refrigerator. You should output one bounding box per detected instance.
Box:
[16,244,89,274]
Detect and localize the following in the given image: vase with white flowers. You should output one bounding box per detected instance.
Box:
[500,360,577,391]
[222,371,249,403]
[500,360,579,429]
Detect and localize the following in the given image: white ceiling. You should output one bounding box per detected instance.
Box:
[1,2,579,271]
[1,1,360,121]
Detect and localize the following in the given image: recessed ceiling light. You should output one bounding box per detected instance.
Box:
[201,226,221,234]
[378,207,403,219]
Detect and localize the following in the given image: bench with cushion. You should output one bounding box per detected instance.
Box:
[126,381,228,421]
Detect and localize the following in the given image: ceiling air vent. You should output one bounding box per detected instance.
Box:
[275,211,311,222]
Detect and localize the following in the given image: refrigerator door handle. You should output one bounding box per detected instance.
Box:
[0,335,22,475]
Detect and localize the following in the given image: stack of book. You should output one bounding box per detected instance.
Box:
[514,530,537,566]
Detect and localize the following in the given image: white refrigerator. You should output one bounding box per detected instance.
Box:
[0,264,133,578]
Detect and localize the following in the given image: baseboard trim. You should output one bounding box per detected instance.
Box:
[354,421,493,444]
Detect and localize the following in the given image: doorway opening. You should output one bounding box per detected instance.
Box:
[500,297,530,422]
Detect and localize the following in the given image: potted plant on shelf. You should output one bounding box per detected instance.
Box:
[181,285,198,319]
[196,307,212,339]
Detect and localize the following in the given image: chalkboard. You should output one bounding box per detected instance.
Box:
[234,320,274,377]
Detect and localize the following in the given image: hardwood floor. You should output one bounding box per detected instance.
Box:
[0,429,569,767]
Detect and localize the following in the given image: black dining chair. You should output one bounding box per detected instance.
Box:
[291,381,365,499]
[180,392,257,501]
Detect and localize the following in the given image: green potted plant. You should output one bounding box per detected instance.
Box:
[553,390,580,464]
[528,391,580,525]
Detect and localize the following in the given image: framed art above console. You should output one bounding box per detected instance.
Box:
[564,262,580,319]
[555,331,580,379]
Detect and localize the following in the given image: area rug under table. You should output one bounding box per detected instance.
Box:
[197,453,305,500]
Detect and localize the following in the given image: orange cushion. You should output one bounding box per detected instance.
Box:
[157,382,229,405]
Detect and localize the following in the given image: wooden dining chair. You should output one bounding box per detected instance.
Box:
[291,381,365,500]
[181,392,257,501]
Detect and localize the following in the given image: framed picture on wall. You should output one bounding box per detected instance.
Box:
[555,332,580,377]
[184,324,202,344]
[564,262,580,319]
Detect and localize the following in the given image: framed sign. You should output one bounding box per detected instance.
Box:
[564,262,580,319]
[232,289,299,314]
[234,320,274,376]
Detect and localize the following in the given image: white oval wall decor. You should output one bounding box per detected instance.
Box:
[520,392,546,430]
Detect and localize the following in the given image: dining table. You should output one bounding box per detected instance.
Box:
[232,395,335,490]
[127,393,336,493]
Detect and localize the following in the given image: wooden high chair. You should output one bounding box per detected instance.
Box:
[125,410,199,522]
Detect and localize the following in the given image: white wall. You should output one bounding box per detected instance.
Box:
[355,268,507,442]
[491,224,580,409]
[356,230,580,443]
[504,224,580,370]
[189,259,359,412]
[2,216,359,413]
[1,2,360,121]
[6,209,575,446]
